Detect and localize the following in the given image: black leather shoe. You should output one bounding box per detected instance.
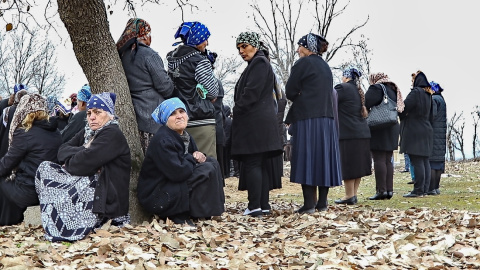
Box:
[368,192,387,200]
[426,190,438,196]
[386,191,393,199]
[435,189,441,195]
[403,192,423,198]
[295,205,315,214]
[407,181,415,184]
[334,196,357,205]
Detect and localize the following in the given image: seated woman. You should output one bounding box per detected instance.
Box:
[0,94,62,226]
[35,92,131,242]
[137,97,224,225]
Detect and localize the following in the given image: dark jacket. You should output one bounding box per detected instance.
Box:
[285,54,334,124]
[335,80,370,140]
[61,110,87,143]
[399,72,433,157]
[0,104,16,159]
[120,43,174,134]
[214,80,225,146]
[365,83,400,151]
[137,126,197,217]
[429,93,447,161]
[231,50,282,157]
[58,124,131,218]
[0,119,61,187]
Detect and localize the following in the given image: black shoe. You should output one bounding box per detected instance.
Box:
[334,196,357,205]
[295,205,315,214]
[401,170,409,173]
[243,208,263,217]
[435,189,441,195]
[386,191,393,199]
[403,192,423,198]
[407,181,415,184]
[368,192,387,200]
[262,209,272,215]
[426,190,438,196]
[170,216,195,226]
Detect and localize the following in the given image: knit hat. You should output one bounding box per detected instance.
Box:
[173,21,211,47]
[87,92,116,116]
[236,32,260,48]
[152,97,187,125]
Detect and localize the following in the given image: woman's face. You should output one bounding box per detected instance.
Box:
[196,40,208,52]
[166,108,188,134]
[87,108,112,131]
[237,43,258,62]
[297,45,313,58]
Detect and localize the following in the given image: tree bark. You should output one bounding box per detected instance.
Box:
[57,0,150,224]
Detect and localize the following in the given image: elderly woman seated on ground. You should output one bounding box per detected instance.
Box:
[35,92,131,242]
[137,97,224,226]
[0,94,62,226]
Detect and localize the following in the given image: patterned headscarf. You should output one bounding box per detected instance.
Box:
[13,84,27,94]
[236,32,260,48]
[173,21,211,47]
[46,96,57,114]
[430,81,443,93]
[116,18,151,51]
[87,92,116,116]
[343,67,362,79]
[9,94,47,146]
[152,97,187,125]
[298,33,326,54]
[369,72,405,113]
[77,84,92,102]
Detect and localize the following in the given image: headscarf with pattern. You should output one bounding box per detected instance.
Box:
[87,92,116,116]
[429,81,443,93]
[236,32,260,48]
[152,97,187,125]
[297,33,326,55]
[343,67,362,80]
[8,94,47,146]
[369,72,405,113]
[77,84,92,102]
[173,21,211,47]
[116,18,152,58]
[13,84,28,94]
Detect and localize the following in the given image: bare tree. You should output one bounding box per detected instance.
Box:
[0,27,64,98]
[447,112,465,161]
[472,106,480,159]
[213,55,244,108]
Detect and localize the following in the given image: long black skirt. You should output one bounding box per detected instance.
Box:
[339,138,372,179]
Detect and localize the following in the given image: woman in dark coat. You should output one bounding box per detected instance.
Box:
[365,72,404,200]
[36,92,131,241]
[400,71,434,197]
[334,67,372,205]
[0,94,61,226]
[285,33,342,214]
[427,81,447,195]
[137,98,224,225]
[231,32,283,217]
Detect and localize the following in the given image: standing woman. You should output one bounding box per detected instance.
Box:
[334,68,372,205]
[365,72,404,200]
[231,32,283,217]
[427,81,446,195]
[401,71,434,197]
[285,33,342,213]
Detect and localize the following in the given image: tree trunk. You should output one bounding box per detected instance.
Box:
[57,0,150,224]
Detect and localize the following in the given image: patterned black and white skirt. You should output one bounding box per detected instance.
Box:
[35,161,129,242]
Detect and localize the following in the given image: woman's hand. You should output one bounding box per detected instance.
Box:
[193,151,207,163]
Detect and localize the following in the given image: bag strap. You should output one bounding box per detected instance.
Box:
[379,84,388,97]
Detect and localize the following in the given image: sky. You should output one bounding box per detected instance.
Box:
[49,0,480,158]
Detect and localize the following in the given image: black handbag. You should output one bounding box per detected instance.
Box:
[183,84,215,121]
[366,84,398,130]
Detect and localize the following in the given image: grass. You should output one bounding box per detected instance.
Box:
[225,160,480,212]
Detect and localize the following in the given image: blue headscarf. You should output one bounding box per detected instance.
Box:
[13,84,28,94]
[173,21,211,47]
[87,92,116,116]
[77,84,92,102]
[152,97,187,125]
[343,67,362,80]
[429,81,443,93]
[46,96,57,113]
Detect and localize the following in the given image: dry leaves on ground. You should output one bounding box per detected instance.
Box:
[1,201,480,269]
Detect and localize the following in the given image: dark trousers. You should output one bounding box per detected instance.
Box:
[409,154,431,195]
[216,144,225,179]
[301,184,329,209]
[0,178,39,226]
[371,150,394,193]
[429,169,442,191]
[242,153,270,210]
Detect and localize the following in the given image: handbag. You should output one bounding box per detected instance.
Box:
[182,84,215,121]
[366,84,398,130]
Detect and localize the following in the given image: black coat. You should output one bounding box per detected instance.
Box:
[335,80,370,140]
[365,83,400,151]
[0,105,16,159]
[137,126,198,217]
[61,110,87,143]
[231,51,282,158]
[285,54,334,124]
[429,93,447,161]
[0,119,61,187]
[399,73,433,157]
[58,124,131,218]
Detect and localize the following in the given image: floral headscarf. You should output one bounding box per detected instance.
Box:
[369,72,405,113]
[9,94,47,146]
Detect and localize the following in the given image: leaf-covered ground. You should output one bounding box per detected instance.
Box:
[1,161,480,269]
